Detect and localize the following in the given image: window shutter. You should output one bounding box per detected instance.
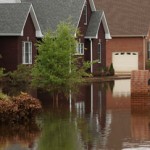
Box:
[30,42,32,64]
[98,43,101,63]
[147,42,150,59]
[22,42,25,64]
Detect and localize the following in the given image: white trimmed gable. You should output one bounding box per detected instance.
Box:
[89,0,96,11]
[21,5,43,38]
[0,0,21,3]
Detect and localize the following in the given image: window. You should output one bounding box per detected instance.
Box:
[148,41,150,59]
[22,41,32,64]
[83,2,87,25]
[98,43,101,63]
[76,42,84,55]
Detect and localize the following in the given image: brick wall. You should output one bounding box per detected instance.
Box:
[106,37,144,70]
[131,70,150,94]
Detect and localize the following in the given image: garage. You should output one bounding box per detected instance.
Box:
[112,52,138,74]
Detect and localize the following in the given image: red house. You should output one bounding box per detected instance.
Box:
[95,0,150,74]
[0,0,111,75]
[0,2,42,71]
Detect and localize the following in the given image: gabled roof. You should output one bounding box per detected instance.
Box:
[85,11,111,39]
[0,3,42,37]
[22,0,86,34]
[94,0,150,37]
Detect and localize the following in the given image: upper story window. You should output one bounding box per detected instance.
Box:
[148,41,150,59]
[22,41,32,64]
[98,42,102,63]
[83,2,87,25]
[76,40,84,55]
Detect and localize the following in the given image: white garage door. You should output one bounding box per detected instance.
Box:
[112,52,138,74]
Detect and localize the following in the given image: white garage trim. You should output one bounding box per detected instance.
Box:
[112,52,138,74]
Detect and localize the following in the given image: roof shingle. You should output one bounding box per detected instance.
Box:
[0,3,31,35]
[94,0,150,36]
[22,0,85,33]
[86,11,103,38]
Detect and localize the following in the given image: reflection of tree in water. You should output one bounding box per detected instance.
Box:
[38,111,84,150]
[73,82,112,149]
[0,122,41,149]
[108,81,115,92]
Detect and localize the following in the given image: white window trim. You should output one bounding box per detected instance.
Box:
[22,41,32,64]
[98,43,101,63]
[76,42,84,55]
[84,2,87,25]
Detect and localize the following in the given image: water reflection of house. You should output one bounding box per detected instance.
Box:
[74,82,106,118]
[131,94,150,141]
[106,79,131,110]
[73,82,112,149]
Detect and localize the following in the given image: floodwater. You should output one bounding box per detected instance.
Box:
[1,79,150,150]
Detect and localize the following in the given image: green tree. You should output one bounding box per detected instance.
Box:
[31,22,90,99]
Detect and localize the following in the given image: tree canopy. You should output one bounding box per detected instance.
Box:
[31,22,90,95]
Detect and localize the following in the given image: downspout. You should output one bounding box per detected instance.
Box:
[90,83,93,117]
[143,36,146,70]
[89,38,93,73]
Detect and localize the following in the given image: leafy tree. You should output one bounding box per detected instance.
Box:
[31,22,90,99]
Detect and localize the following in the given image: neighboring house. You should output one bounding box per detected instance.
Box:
[0,2,42,71]
[95,0,150,74]
[0,0,111,75]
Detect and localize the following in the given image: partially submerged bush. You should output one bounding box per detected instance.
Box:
[3,64,32,95]
[0,92,9,101]
[0,92,42,124]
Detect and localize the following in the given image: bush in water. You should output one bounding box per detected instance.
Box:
[0,92,42,124]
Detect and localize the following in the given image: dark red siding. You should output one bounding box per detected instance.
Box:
[77,0,107,75]
[93,22,106,76]
[0,13,37,72]
[77,0,92,70]
[18,14,37,66]
[78,0,92,42]
[0,37,19,71]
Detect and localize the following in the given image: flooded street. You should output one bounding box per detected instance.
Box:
[1,79,150,150]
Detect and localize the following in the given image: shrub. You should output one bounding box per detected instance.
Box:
[0,92,42,124]
[9,64,32,86]
[109,63,115,76]
[146,60,150,70]
[3,64,32,95]
[0,92,9,101]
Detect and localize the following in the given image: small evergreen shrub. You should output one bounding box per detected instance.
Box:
[109,63,115,76]
[146,60,150,70]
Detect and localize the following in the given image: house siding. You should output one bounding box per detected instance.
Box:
[93,22,106,76]
[0,36,18,71]
[0,13,37,72]
[106,37,144,70]
[145,27,150,64]
[78,0,92,42]
[76,0,92,69]
[18,13,37,65]
[77,0,107,75]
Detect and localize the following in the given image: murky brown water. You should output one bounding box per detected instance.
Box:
[1,79,150,150]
